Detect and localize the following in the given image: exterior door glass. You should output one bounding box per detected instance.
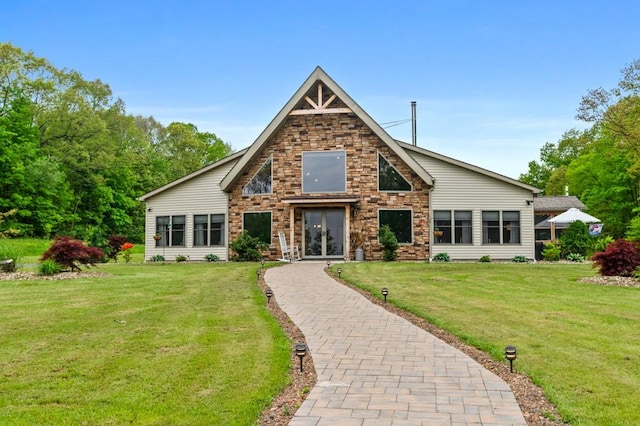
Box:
[303,209,344,257]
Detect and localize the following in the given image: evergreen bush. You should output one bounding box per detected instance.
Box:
[378,225,398,261]
[559,221,591,258]
[542,242,561,261]
[230,230,269,261]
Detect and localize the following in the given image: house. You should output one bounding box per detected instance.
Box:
[139,67,540,262]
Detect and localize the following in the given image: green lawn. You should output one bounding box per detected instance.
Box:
[0,261,290,425]
[336,262,640,425]
[3,238,640,424]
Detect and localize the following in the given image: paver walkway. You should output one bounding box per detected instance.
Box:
[265,262,526,426]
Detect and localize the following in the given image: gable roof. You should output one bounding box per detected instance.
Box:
[138,149,247,202]
[533,195,585,211]
[220,66,434,191]
[399,141,541,193]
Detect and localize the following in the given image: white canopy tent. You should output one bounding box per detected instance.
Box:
[548,208,600,223]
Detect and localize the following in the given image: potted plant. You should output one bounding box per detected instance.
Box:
[351,225,366,261]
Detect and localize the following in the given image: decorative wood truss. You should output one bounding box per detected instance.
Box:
[289,82,352,115]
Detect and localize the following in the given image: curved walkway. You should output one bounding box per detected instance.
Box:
[265,262,526,426]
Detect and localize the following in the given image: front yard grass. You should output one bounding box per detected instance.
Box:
[0,262,290,425]
[338,262,640,425]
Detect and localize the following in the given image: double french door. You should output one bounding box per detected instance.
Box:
[303,209,345,258]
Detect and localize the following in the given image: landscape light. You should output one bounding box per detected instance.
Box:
[504,345,517,373]
[265,287,273,303]
[261,259,265,268]
[382,287,389,303]
[295,343,307,372]
[337,267,342,278]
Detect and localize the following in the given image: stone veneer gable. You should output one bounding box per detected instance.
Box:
[228,112,431,261]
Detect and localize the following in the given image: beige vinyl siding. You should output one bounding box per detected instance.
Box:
[409,151,536,260]
[144,160,237,261]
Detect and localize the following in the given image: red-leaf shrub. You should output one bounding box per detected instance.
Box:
[107,234,127,261]
[591,239,640,277]
[41,236,106,271]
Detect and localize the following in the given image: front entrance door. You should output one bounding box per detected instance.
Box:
[303,209,344,258]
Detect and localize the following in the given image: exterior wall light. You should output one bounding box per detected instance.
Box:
[295,343,307,372]
[265,287,273,303]
[382,287,389,303]
[505,345,517,372]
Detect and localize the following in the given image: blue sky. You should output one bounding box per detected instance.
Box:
[3,0,639,179]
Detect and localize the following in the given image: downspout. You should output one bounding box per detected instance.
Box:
[428,181,434,262]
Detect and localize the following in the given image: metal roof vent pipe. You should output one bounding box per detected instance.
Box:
[411,101,417,146]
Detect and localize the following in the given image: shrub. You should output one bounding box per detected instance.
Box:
[0,244,22,272]
[41,236,106,271]
[478,255,491,263]
[378,225,398,261]
[592,239,640,276]
[511,255,528,263]
[150,254,165,262]
[559,221,591,258]
[176,255,187,262]
[230,230,269,262]
[205,254,219,262]
[432,252,450,262]
[566,253,585,262]
[593,235,614,253]
[106,235,127,262]
[542,242,561,261]
[39,259,61,276]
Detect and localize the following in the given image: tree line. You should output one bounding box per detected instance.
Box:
[0,43,232,243]
[520,58,640,239]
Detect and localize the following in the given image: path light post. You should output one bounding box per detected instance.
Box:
[505,345,517,373]
[256,269,261,281]
[337,267,342,278]
[265,287,273,303]
[261,259,265,269]
[326,261,331,268]
[382,287,389,303]
[295,343,307,372]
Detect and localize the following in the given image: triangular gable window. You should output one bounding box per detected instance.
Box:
[243,157,272,195]
[378,153,412,192]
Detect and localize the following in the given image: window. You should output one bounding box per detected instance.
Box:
[379,209,412,244]
[156,216,170,247]
[378,153,411,191]
[503,211,520,244]
[210,214,225,246]
[454,211,473,244]
[434,210,472,244]
[193,214,226,246]
[243,212,272,244]
[156,215,185,247]
[433,210,451,244]
[194,215,208,246]
[243,157,272,195]
[171,215,185,246]
[482,211,500,244]
[302,151,346,193]
[482,211,521,244]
